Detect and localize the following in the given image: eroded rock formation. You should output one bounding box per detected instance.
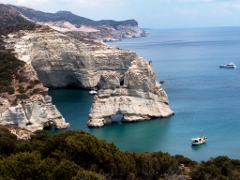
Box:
[0,94,69,132]
[87,57,174,127]
[4,29,137,89]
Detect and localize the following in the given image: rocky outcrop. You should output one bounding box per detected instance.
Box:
[1,29,70,131]
[7,126,34,140]
[4,29,137,89]
[0,93,69,132]
[87,57,174,127]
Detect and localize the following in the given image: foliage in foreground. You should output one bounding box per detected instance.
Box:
[1,126,240,180]
[0,125,183,180]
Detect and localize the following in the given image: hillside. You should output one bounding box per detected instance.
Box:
[0,4,69,131]
[10,5,138,28]
[9,4,146,41]
[0,4,33,28]
[0,4,51,105]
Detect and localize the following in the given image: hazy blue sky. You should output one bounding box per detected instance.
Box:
[1,0,240,29]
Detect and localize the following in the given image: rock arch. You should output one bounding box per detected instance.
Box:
[110,113,123,123]
[87,57,174,127]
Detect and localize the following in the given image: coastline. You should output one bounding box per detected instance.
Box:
[49,27,240,162]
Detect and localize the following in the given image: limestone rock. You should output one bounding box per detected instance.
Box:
[5,30,137,89]
[98,71,121,89]
[7,126,34,140]
[87,57,174,127]
[0,94,69,132]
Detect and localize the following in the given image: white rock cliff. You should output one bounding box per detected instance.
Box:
[0,94,69,131]
[5,30,137,89]
[87,57,174,127]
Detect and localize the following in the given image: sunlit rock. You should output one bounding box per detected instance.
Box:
[87,57,174,127]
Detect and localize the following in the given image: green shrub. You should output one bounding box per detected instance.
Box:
[0,51,26,89]
[33,88,42,94]
[17,85,26,93]
[29,79,41,85]
[16,94,29,100]
[3,86,15,94]
[18,75,28,83]
[27,84,34,89]
[0,79,11,86]
[173,154,198,167]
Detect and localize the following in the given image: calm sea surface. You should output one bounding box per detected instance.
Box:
[48,27,240,162]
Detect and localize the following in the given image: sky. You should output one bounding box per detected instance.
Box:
[0,0,240,29]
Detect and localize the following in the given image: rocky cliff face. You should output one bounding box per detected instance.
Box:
[4,29,137,89]
[0,94,69,132]
[0,56,69,131]
[0,25,69,132]
[4,28,173,129]
[87,57,174,127]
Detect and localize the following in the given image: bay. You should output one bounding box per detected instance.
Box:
[48,26,240,162]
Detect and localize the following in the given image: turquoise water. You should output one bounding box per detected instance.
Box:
[48,26,240,162]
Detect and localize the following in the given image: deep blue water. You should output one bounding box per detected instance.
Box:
[48,26,240,162]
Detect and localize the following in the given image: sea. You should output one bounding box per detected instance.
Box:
[48,26,240,162]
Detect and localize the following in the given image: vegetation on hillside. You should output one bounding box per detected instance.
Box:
[1,125,240,179]
[0,24,47,104]
[10,4,138,28]
[0,4,33,28]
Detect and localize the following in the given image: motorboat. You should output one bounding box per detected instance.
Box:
[89,90,97,95]
[219,62,236,69]
[191,130,207,146]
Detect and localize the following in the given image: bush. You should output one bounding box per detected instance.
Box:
[190,166,221,180]
[17,85,26,93]
[0,126,17,155]
[2,152,42,179]
[30,79,41,85]
[18,75,28,83]
[3,86,15,94]
[173,154,198,167]
[16,94,29,100]
[27,84,34,89]
[0,51,26,89]
[0,79,11,86]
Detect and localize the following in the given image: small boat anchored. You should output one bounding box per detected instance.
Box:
[191,130,207,146]
[219,62,236,69]
[89,90,97,95]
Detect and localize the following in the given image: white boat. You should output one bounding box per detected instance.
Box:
[191,130,207,146]
[219,62,236,69]
[89,90,97,95]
